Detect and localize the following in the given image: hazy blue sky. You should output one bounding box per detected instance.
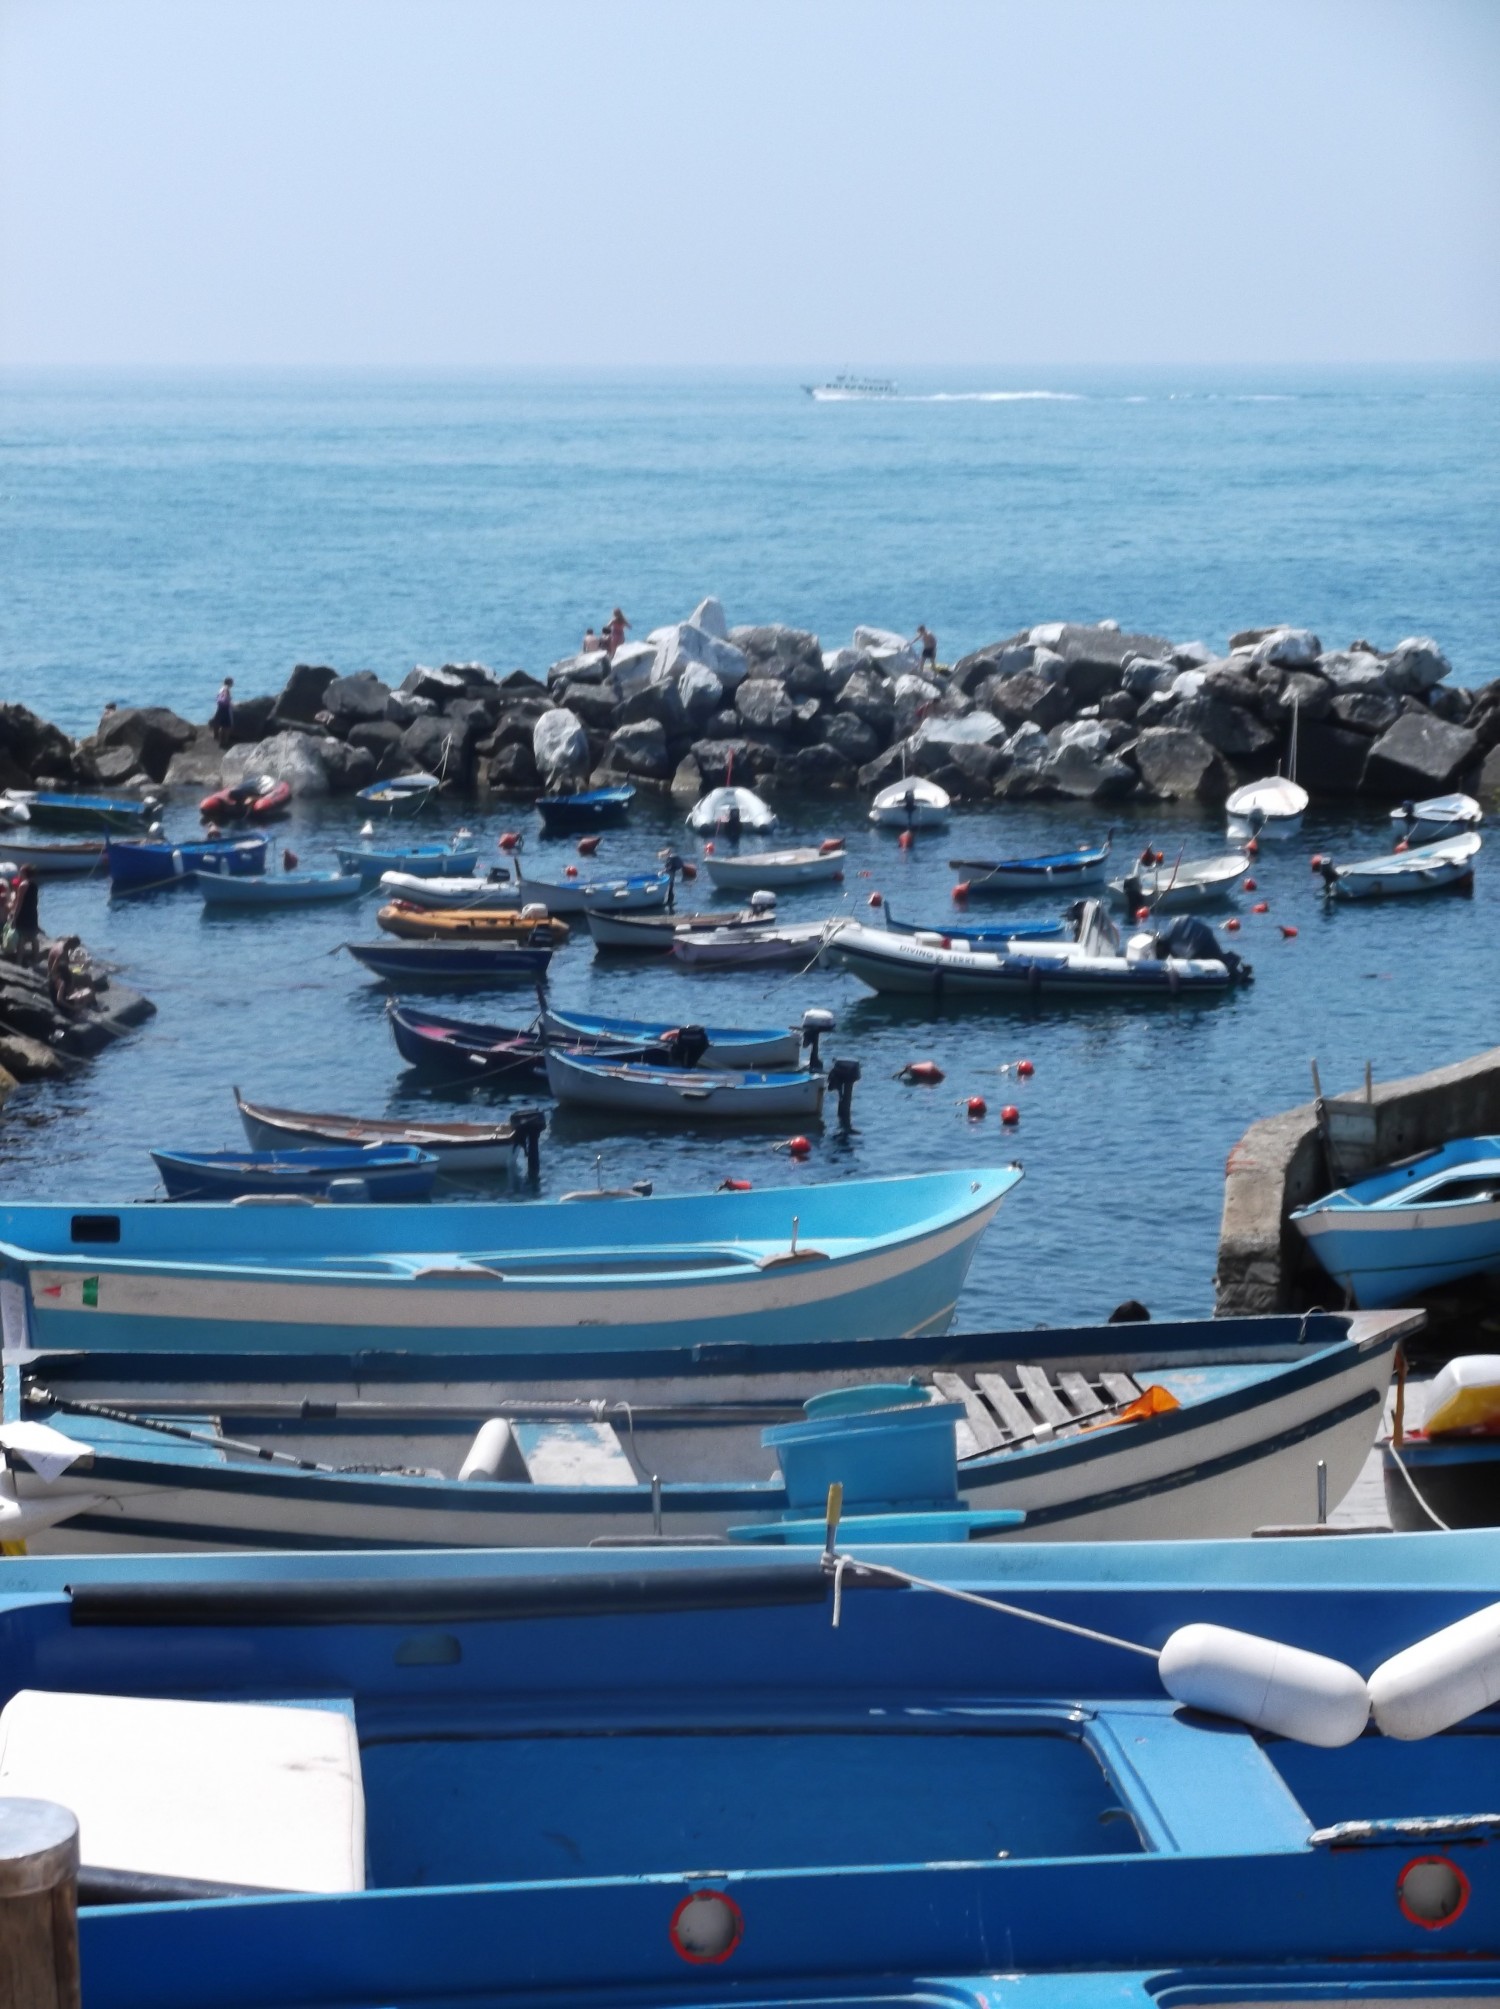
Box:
[2,0,1496,366]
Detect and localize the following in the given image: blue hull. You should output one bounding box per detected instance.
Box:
[196,870,364,906]
[884,907,1068,943]
[151,1146,438,1201]
[0,1534,1494,2006]
[536,786,635,831]
[0,1168,1015,1355]
[338,847,481,881]
[106,835,268,892]
[347,941,553,985]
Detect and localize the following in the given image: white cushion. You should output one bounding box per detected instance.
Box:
[0,1689,365,1892]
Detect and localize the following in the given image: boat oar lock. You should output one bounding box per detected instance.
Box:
[823,1488,1500,1750]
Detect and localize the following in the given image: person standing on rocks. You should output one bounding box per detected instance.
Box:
[915,624,938,672]
[582,625,599,655]
[212,676,235,747]
[604,609,630,661]
[4,867,40,964]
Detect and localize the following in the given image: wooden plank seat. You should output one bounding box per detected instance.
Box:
[930,1366,1144,1459]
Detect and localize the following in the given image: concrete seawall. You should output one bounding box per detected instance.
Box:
[1215,1043,1500,1316]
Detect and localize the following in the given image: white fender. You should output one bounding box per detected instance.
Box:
[0,1472,105,1540]
[1369,1600,1500,1740]
[1159,1622,1370,1747]
[458,1418,521,1483]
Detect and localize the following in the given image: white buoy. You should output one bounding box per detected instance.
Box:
[458,1418,518,1483]
[1369,1600,1500,1740]
[1159,1623,1370,1747]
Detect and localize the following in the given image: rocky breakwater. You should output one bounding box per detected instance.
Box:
[0,937,155,1095]
[2,610,1497,815]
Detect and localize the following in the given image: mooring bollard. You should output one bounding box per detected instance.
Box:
[0,1798,81,2008]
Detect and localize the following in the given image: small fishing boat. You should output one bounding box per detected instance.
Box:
[378,867,518,907]
[12,789,163,832]
[884,907,1067,944]
[535,784,635,833]
[234,1088,545,1173]
[511,867,670,916]
[0,1163,1016,1354]
[1225,775,1308,840]
[1109,851,1247,911]
[0,835,107,875]
[150,1144,439,1202]
[702,843,846,892]
[671,918,836,969]
[344,940,553,986]
[198,775,292,822]
[949,838,1112,894]
[194,867,364,906]
[584,905,763,950]
[1291,1135,1500,1307]
[105,834,267,894]
[869,774,951,828]
[387,1002,551,1086]
[336,844,481,882]
[541,1003,808,1070]
[1391,791,1483,842]
[685,783,777,835]
[356,771,442,812]
[3,1305,1412,1552]
[0,1510,1497,2007]
[376,900,569,945]
[835,903,1251,1000]
[1319,831,1480,900]
[546,1047,835,1121]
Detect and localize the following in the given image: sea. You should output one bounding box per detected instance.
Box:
[1,365,1498,1341]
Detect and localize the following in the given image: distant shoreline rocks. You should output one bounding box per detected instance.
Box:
[3,609,1498,812]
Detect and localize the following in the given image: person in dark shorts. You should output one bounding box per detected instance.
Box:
[915,625,938,671]
[212,677,235,747]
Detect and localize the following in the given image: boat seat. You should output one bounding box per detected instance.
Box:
[511,1418,640,1486]
[0,1688,366,1892]
[932,1367,1144,1460]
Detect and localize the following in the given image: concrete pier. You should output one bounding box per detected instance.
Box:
[1215,1042,1500,1317]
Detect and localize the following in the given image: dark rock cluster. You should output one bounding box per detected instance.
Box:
[3,605,1498,811]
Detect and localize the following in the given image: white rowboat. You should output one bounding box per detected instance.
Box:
[702,846,845,892]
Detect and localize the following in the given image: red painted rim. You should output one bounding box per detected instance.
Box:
[669,1888,745,1965]
[1397,1854,1471,1930]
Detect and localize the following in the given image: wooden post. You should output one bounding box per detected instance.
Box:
[0,1798,80,2009]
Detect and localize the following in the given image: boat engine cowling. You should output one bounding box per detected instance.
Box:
[666,1024,710,1069]
[827,1056,861,1124]
[801,1007,837,1069]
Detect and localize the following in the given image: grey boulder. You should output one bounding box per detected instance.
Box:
[533,707,591,783]
[224,731,335,798]
[1363,709,1480,797]
[1128,727,1230,802]
[1383,636,1452,696]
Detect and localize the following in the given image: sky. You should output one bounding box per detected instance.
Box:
[1,0,1497,368]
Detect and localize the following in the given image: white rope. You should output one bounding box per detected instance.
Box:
[1385,1440,1451,1531]
[829,1551,1160,1659]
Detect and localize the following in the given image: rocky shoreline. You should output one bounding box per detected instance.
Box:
[4,603,1499,811]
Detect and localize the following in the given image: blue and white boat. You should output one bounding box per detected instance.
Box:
[345,940,553,986]
[16,788,162,832]
[0,1525,1497,2006]
[1319,831,1480,900]
[545,1047,830,1121]
[535,784,635,833]
[356,771,442,812]
[541,1003,805,1070]
[235,1089,544,1174]
[149,1144,439,1202]
[884,906,1068,944]
[105,834,267,893]
[336,844,481,883]
[195,868,364,906]
[514,866,670,916]
[2,1306,1413,1551]
[0,1166,1016,1356]
[1291,1135,1500,1307]
[950,838,1112,894]
[0,835,107,875]
[1392,791,1483,842]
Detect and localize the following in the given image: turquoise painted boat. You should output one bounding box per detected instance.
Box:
[336,844,481,882]
[0,1167,1016,1356]
[1291,1135,1500,1307]
[195,868,364,906]
[105,834,268,893]
[0,1531,1496,2005]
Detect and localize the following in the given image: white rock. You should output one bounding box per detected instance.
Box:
[1003,721,1050,769]
[1097,618,1120,633]
[223,732,332,798]
[1122,658,1175,699]
[533,707,590,782]
[912,710,1005,748]
[854,625,913,654]
[892,673,942,731]
[1055,718,1113,755]
[1171,670,1207,700]
[650,622,749,693]
[1384,636,1451,696]
[1029,622,1065,648]
[1253,629,1322,669]
[689,596,729,641]
[1172,641,1213,670]
[1031,648,1067,683]
[606,640,659,700]
[677,663,725,727]
[1316,649,1390,692]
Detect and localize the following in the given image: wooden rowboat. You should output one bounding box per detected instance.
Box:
[376,901,569,944]
[234,1087,545,1173]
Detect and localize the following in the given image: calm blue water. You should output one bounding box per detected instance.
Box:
[1,368,1498,1331]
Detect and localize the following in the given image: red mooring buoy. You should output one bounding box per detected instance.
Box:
[897,830,913,850]
[499,831,520,850]
[1135,906,1151,922]
[868,890,883,908]
[897,1061,945,1086]
[1001,1104,1021,1126]
[718,1178,753,1191]
[1242,877,1257,892]
[786,1136,812,1158]
[1016,1058,1035,1078]
[952,882,971,902]
[1225,917,1242,931]
[965,1096,987,1118]
[1252,901,1269,914]
[1246,837,1260,856]
[1279,925,1299,938]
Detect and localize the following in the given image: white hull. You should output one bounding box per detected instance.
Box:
[671,923,832,969]
[545,1049,826,1120]
[702,850,845,892]
[870,780,951,830]
[516,875,667,916]
[1110,856,1246,910]
[685,787,777,835]
[379,872,516,908]
[1225,776,1308,842]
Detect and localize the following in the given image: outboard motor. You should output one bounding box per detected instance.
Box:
[723,804,742,841]
[1122,872,1145,913]
[1398,798,1416,828]
[658,849,685,911]
[666,1024,710,1069]
[827,1056,861,1126]
[748,889,777,916]
[507,1107,547,1181]
[800,1006,837,1070]
[1319,858,1341,894]
[903,785,917,820]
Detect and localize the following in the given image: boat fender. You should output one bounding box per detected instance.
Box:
[1245,837,1259,857]
[1135,906,1151,922]
[1159,1623,1370,1747]
[1279,925,1298,939]
[1242,877,1257,892]
[717,1177,753,1191]
[1394,839,1409,853]
[564,864,578,878]
[577,836,600,857]
[964,1096,987,1118]
[819,838,843,856]
[1016,1058,1035,1078]
[325,1178,370,1204]
[1000,1104,1020,1126]
[520,903,548,921]
[1310,854,1324,870]
[1154,850,1165,866]
[952,882,970,902]
[459,1418,524,1483]
[1423,1357,1500,1437]
[896,1061,944,1085]
[1139,846,1156,866]
[1369,1601,1500,1740]
[868,890,883,907]
[898,828,914,851]
[1251,901,1269,914]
